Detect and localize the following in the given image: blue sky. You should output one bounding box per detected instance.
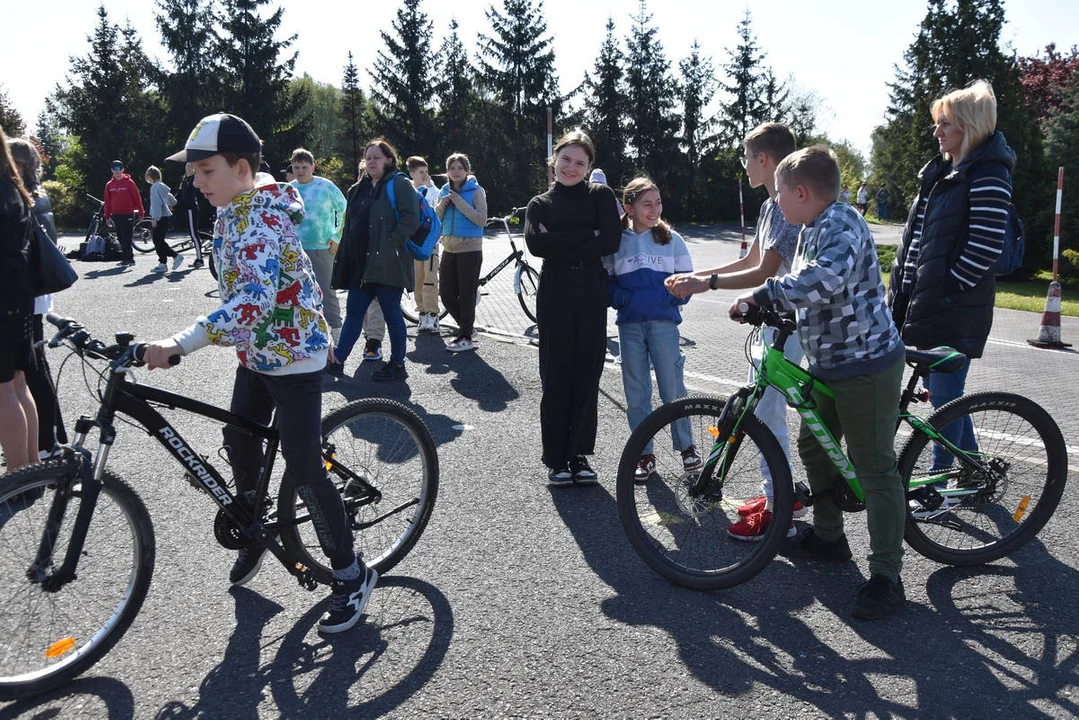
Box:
[2,0,1076,160]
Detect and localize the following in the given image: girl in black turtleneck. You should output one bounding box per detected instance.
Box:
[524,130,622,487]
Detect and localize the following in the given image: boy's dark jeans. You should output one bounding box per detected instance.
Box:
[796,356,906,578]
[151,216,177,263]
[223,365,356,570]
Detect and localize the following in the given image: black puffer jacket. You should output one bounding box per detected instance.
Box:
[888,131,1016,358]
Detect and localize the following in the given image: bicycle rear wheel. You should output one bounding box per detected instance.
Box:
[277,398,438,582]
[616,396,793,590]
[515,263,539,324]
[901,392,1067,566]
[132,219,155,253]
[0,461,155,700]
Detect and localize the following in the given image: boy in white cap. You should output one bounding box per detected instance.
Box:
[142,113,377,635]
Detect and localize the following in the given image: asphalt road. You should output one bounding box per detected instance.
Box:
[2,226,1076,719]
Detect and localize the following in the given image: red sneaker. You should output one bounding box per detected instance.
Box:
[736,495,808,518]
[727,510,797,542]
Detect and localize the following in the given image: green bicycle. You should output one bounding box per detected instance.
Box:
[616,306,1068,590]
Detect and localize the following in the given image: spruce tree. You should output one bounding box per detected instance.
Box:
[214,0,309,169]
[581,17,628,187]
[338,52,369,178]
[624,0,680,190]
[477,0,558,206]
[54,6,157,206]
[436,19,479,166]
[155,0,220,149]
[717,10,767,147]
[369,0,439,158]
[0,85,25,136]
[679,41,719,219]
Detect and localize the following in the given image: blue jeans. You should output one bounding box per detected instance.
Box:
[927,362,977,469]
[619,320,692,455]
[336,285,406,365]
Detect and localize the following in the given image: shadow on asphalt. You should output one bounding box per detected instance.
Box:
[146,577,452,718]
[551,486,1078,716]
[0,676,135,720]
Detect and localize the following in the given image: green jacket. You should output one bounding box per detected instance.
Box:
[332,172,420,291]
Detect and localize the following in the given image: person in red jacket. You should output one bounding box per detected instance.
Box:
[104,159,144,268]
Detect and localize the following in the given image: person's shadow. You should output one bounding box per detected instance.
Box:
[0,677,136,720]
[153,576,453,718]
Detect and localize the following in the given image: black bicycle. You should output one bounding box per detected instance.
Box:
[84,194,113,245]
[0,315,439,699]
[400,208,540,326]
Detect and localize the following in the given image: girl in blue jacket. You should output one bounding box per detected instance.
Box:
[604,177,699,482]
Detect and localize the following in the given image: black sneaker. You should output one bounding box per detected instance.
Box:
[229,546,265,586]
[779,527,853,563]
[324,359,344,377]
[318,564,379,635]
[371,361,407,382]
[851,574,905,620]
[570,455,598,485]
[192,258,205,268]
[362,339,383,362]
[547,467,573,488]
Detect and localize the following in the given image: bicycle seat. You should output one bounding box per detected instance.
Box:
[904,346,968,374]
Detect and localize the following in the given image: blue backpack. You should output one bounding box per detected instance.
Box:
[385,173,442,261]
[993,202,1025,276]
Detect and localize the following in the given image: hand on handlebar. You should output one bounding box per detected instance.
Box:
[729,294,757,322]
[143,339,185,370]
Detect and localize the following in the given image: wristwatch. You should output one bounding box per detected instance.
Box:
[709,273,719,290]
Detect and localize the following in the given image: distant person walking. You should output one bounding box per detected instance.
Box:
[857,182,869,216]
[175,163,205,267]
[875,186,888,221]
[104,159,144,269]
[524,130,621,487]
[145,165,184,274]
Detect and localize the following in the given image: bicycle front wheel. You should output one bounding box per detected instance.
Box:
[901,392,1067,566]
[616,396,793,590]
[515,263,540,324]
[132,219,155,253]
[278,398,438,582]
[0,461,156,700]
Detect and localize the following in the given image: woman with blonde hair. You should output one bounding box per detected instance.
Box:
[888,79,1016,486]
[524,130,621,487]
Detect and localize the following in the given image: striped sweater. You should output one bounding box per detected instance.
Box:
[901,174,1012,293]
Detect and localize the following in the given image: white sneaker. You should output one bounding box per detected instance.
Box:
[417,314,433,332]
[152,263,167,273]
[449,338,476,353]
[172,254,186,271]
[429,316,440,332]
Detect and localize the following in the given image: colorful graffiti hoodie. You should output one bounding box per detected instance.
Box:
[172,175,329,374]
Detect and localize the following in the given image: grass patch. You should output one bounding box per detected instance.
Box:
[876,248,1078,316]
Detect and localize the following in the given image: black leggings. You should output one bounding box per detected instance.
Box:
[222,365,356,569]
[152,217,177,263]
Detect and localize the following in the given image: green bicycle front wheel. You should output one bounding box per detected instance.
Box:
[616,396,793,590]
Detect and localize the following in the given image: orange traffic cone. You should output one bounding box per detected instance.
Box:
[1028,280,1072,348]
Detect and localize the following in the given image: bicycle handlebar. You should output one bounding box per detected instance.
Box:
[485,207,529,226]
[85,194,104,206]
[45,313,180,368]
[734,303,797,334]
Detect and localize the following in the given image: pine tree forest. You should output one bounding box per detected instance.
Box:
[4,0,1075,276]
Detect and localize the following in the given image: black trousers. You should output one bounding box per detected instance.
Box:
[151,216,177,263]
[536,264,608,469]
[439,250,483,339]
[222,365,356,569]
[184,208,204,262]
[113,214,135,262]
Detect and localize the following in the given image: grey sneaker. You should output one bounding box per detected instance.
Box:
[318,564,379,634]
[172,254,186,271]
